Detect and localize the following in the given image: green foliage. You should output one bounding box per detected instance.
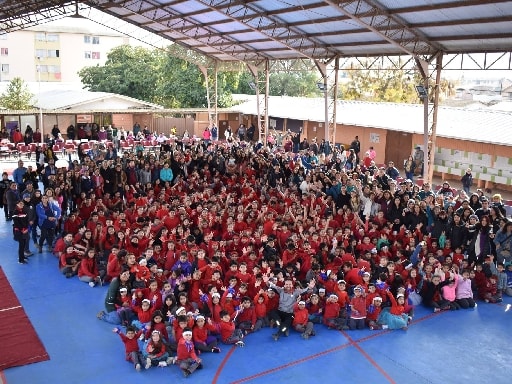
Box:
[340,63,420,103]
[79,45,239,108]
[79,45,163,103]
[0,77,35,110]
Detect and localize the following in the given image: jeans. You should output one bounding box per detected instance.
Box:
[39,226,55,248]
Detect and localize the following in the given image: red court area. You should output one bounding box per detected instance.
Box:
[0,267,49,371]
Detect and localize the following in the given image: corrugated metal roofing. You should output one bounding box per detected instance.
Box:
[1,1,511,62]
[232,95,512,146]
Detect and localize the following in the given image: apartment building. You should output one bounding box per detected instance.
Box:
[0,21,129,83]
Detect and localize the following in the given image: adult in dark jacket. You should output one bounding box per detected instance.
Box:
[430,210,450,241]
[421,274,452,311]
[98,267,133,324]
[448,214,468,251]
[12,199,30,264]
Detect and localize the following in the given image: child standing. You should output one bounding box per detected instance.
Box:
[176,328,202,378]
[496,263,507,300]
[349,286,367,330]
[113,326,144,371]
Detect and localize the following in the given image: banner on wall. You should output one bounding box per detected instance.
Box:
[76,115,93,123]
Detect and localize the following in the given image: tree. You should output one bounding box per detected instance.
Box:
[0,77,35,110]
[79,45,163,103]
[340,64,419,103]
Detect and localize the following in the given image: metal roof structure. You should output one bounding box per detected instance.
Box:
[1,1,512,64]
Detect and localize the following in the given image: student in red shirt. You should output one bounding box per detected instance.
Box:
[176,328,202,378]
[112,326,144,371]
[293,300,315,339]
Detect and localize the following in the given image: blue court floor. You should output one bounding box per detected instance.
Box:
[0,215,511,384]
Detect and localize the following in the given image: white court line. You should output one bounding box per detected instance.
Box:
[0,305,22,312]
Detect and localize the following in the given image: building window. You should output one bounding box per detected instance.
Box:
[92,52,100,59]
[0,35,7,40]
[47,49,60,58]
[0,47,8,56]
[48,65,60,73]
[1,64,9,73]
[92,36,100,44]
[46,33,59,42]
[84,51,91,59]
[84,35,91,44]
[37,65,48,73]
[35,33,46,41]
[35,49,47,58]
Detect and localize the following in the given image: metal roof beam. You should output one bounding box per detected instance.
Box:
[90,0,264,62]
[326,0,440,57]
[387,0,512,14]
[193,0,336,61]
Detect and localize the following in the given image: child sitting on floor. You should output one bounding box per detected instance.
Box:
[366,296,384,330]
[323,294,348,330]
[293,300,315,339]
[378,290,411,330]
[216,310,245,347]
[113,326,144,371]
[176,328,202,378]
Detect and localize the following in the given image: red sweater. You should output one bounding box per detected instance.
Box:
[118,330,143,358]
[177,338,199,361]
[323,301,341,321]
[350,296,367,319]
[218,320,236,341]
[292,306,309,326]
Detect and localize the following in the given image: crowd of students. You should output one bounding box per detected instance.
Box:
[4,130,512,376]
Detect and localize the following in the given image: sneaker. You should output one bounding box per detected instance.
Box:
[96,311,105,320]
[24,251,33,256]
[166,357,174,365]
[65,272,73,278]
[433,307,441,313]
[341,325,349,331]
[212,347,221,353]
[158,361,167,367]
[18,260,28,264]
[235,341,245,347]
[37,245,42,253]
[382,325,389,330]
[135,363,141,372]
[272,333,279,341]
[182,369,191,378]
[284,328,289,337]
[88,282,95,288]
[145,358,152,370]
[301,333,309,340]
[369,325,375,330]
